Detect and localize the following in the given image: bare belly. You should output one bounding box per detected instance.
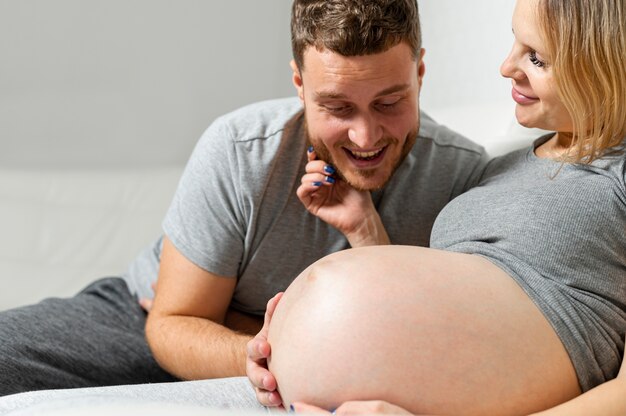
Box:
[267,246,581,416]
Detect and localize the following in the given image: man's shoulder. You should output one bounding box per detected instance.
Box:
[212,97,303,143]
[416,111,485,158]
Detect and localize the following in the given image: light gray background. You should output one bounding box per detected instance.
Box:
[0,0,515,169]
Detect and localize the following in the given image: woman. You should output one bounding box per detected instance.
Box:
[249,0,626,414]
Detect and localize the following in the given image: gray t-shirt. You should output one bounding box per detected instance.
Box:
[125,97,487,314]
[431,135,626,391]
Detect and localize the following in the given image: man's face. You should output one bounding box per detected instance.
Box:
[293,43,425,191]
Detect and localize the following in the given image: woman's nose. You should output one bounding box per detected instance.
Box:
[500,48,525,81]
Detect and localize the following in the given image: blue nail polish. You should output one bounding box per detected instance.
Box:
[289,404,295,413]
[307,145,314,153]
[325,176,335,184]
[324,165,336,174]
[312,181,323,186]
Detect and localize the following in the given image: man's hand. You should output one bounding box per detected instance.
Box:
[138,282,158,312]
[291,400,416,415]
[297,147,390,247]
[246,292,284,407]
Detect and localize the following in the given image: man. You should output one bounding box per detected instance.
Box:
[0,0,485,396]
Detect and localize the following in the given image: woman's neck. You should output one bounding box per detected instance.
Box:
[534,132,574,159]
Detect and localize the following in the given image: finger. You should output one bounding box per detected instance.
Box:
[336,400,413,415]
[262,291,284,333]
[255,389,283,407]
[300,173,335,186]
[305,160,336,177]
[266,292,284,317]
[246,292,284,363]
[246,336,270,361]
[138,298,153,312]
[246,357,275,390]
[305,159,327,173]
[296,182,322,205]
[245,342,277,392]
[297,182,325,196]
[307,145,316,162]
[291,402,332,414]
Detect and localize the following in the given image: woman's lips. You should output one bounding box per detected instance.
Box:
[511,87,539,104]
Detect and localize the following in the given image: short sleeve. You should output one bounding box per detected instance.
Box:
[162,117,246,277]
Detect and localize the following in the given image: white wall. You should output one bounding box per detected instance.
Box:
[1,1,528,310]
[0,0,294,168]
[0,1,518,170]
[420,1,515,108]
[419,0,518,143]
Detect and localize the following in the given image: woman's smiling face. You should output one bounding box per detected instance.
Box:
[500,0,572,133]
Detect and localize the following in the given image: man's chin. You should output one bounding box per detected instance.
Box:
[343,172,389,192]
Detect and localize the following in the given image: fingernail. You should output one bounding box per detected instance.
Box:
[325,176,335,184]
[289,404,295,413]
[324,165,336,174]
[307,145,314,153]
[312,181,323,186]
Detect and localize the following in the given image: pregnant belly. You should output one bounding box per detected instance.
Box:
[267,245,580,416]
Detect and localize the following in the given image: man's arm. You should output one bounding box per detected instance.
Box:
[145,236,252,379]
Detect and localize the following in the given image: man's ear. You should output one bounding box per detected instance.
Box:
[417,48,426,89]
[290,59,304,101]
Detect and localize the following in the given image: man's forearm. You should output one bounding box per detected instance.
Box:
[146,313,253,380]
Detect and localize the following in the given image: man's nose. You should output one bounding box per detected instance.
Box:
[347,115,383,148]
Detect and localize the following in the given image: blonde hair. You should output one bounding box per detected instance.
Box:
[538,0,626,163]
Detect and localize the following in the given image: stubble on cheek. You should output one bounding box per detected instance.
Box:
[303,115,419,190]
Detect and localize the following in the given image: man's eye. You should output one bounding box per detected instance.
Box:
[376,99,400,111]
[323,105,350,114]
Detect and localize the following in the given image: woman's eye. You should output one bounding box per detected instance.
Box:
[529,50,546,68]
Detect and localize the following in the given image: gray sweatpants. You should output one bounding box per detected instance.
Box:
[0,278,267,414]
[0,277,176,395]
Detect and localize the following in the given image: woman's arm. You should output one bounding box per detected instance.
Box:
[530,351,625,416]
[290,351,625,416]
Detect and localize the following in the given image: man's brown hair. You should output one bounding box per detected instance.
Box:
[291,0,422,70]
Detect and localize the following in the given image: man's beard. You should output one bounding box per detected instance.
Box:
[304,119,418,191]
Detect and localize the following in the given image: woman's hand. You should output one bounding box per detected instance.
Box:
[297,147,390,247]
[291,400,416,415]
[245,292,284,407]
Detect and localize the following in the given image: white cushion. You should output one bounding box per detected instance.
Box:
[0,167,182,311]
[427,102,547,156]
